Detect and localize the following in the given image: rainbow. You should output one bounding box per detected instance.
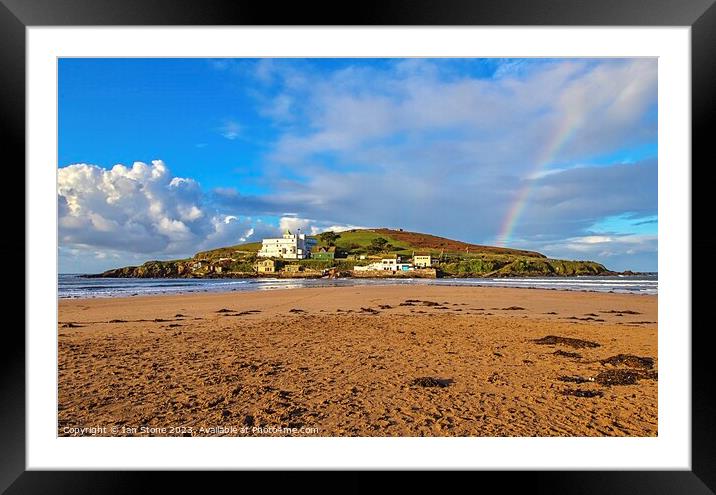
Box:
[495,110,582,246]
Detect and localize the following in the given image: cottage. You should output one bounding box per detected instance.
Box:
[413,255,432,268]
[311,246,336,260]
[256,259,281,273]
[284,264,303,273]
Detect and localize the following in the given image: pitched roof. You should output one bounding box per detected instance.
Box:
[311,246,336,253]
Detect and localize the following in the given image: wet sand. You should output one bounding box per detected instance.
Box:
[58,285,657,437]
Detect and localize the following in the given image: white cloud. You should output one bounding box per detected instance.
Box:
[265,59,655,170]
[58,160,278,272]
[199,215,278,251]
[323,224,369,233]
[260,94,295,122]
[531,233,657,272]
[278,216,369,236]
[278,216,313,234]
[59,161,204,253]
[219,119,241,140]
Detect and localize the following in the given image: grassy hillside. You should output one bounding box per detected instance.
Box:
[193,242,262,260]
[194,228,545,260]
[370,229,545,258]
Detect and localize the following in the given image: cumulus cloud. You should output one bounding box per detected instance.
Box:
[58,160,277,272]
[278,216,369,236]
[278,216,313,234]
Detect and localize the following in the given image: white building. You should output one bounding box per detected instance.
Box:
[257,230,317,259]
[354,257,414,272]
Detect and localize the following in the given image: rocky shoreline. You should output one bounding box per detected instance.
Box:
[84,265,637,280]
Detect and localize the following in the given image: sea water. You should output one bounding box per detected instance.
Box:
[58,273,658,299]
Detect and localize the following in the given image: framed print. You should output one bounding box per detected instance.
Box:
[6,0,715,491]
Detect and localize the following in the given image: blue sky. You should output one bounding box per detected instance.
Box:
[58,58,657,273]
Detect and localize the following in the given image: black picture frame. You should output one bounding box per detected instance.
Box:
[5,0,714,491]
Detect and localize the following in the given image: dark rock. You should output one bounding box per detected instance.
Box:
[600,354,654,369]
[553,350,582,359]
[559,375,594,384]
[411,377,453,388]
[595,369,657,386]
[600,309,641,315]
[533,335,601,349]
[562,389,604,398]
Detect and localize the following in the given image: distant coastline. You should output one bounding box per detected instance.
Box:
[86,228,635,281]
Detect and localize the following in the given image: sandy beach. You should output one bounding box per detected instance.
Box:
[58,285,657,437]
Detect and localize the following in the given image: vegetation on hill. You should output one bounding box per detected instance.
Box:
[92,228,611,278]
[371,228,545,258]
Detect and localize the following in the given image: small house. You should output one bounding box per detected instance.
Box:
[311,246,336,260]
[354,257,412,272]
[284,264,304,273]
[413,255,432,268]
[256,259,281,273]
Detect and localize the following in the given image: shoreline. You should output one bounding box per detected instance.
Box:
[58,281,657,303]
[59,285,657,437]
[58,274,658,301]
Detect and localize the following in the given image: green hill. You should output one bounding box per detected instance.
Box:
[93,228,610,278]
[194,228,545,260]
